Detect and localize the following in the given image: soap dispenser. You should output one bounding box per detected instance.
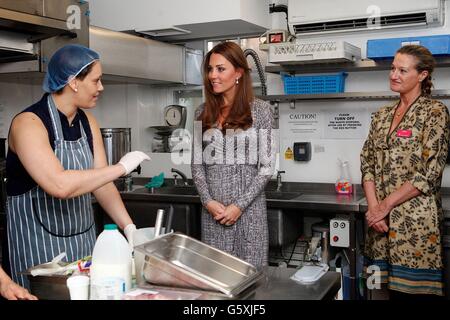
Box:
[335,159,353,195]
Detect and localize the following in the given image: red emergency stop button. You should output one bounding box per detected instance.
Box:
[333,236,339,242]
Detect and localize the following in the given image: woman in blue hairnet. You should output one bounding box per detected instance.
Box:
[3,44,148,294]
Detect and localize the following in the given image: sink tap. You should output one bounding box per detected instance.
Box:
[171,168,189,186]
[276,171,285,191]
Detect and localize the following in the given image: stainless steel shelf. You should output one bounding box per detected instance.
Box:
[259,90,450,102]
[265,57,450,74]
[0,7,76,42]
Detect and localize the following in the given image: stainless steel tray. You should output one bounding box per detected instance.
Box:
[134,232,264,297]
[20,272,70,300]
[20,261,71,300]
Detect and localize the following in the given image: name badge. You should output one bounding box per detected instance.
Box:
[396,129,412,138]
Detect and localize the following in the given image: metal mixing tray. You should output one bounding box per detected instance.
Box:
[134,232,263,297]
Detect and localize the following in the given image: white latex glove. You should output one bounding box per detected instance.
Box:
[118,151,151,175]
[124,223,137,251]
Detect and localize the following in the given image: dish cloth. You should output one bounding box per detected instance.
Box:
[145,172,165,189]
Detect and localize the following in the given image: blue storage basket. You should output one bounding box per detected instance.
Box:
[283,72,347,95]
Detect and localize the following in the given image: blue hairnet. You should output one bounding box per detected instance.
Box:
[43,44,100,93]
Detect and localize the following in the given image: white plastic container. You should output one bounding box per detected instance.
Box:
[90,224,132,300]
[291,263,329,284]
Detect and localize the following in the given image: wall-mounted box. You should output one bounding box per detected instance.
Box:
[293,142,311,161]
[367,34,450,59]
[89,0,270,42]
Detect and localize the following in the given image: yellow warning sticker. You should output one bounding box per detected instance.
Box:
[285,147,293,160]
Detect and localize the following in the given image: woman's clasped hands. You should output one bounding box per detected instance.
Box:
[206,200,242,226]
[365,200,392,233]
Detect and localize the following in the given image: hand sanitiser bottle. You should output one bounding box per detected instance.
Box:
[90,224,132,300]
[335,160,353,195]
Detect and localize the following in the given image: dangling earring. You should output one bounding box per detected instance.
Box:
[235,78,239,85]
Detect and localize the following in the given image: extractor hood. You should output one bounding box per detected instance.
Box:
[0,0,87,63]
[89,0,270,43]
[0,26,199,86]
[0,0,199,85]
[89,26,187,85]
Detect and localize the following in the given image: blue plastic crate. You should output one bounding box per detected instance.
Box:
[283,72,347,95]
[367,34,450,60]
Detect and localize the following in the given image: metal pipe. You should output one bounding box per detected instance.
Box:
[154,209,164,238]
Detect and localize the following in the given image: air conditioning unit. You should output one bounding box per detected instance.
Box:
[288,0,445,35]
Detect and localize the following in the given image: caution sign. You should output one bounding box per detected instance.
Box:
[285,147,293,160]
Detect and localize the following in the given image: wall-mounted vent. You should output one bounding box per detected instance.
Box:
[288,0,444,35]
[136,27,191,37]
[293,13,427,34]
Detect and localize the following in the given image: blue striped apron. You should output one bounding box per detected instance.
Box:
[6,95,96,288]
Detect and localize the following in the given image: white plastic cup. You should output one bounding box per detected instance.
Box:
[66,275,90,300]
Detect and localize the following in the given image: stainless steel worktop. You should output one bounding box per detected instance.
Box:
[121,180,365,213]
[139,266,341,300]
[250,267,340,300]
[121,179,450,217]
[26,266,340,300]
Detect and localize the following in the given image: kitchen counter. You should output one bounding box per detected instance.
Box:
[138,266,341,301]
[250,266,340,300]
[25,266,340,301]
[121,181,366,213]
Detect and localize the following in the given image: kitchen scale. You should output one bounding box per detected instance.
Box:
[149,105,187,152]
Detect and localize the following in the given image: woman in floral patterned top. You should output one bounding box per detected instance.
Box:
[361,45,450,298]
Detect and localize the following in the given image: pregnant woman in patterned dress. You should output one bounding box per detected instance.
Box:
[191,42,276,270]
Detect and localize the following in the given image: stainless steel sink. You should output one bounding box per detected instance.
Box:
[265,191,301,200]
[132,186,198,195]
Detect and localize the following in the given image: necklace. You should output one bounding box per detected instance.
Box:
[395,106,407,117]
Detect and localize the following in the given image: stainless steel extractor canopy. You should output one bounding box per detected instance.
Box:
[0,0,88,63]
[0,0,197,85]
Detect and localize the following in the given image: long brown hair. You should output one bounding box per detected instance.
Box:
[199,41,254,131]
[396,45,436,96]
